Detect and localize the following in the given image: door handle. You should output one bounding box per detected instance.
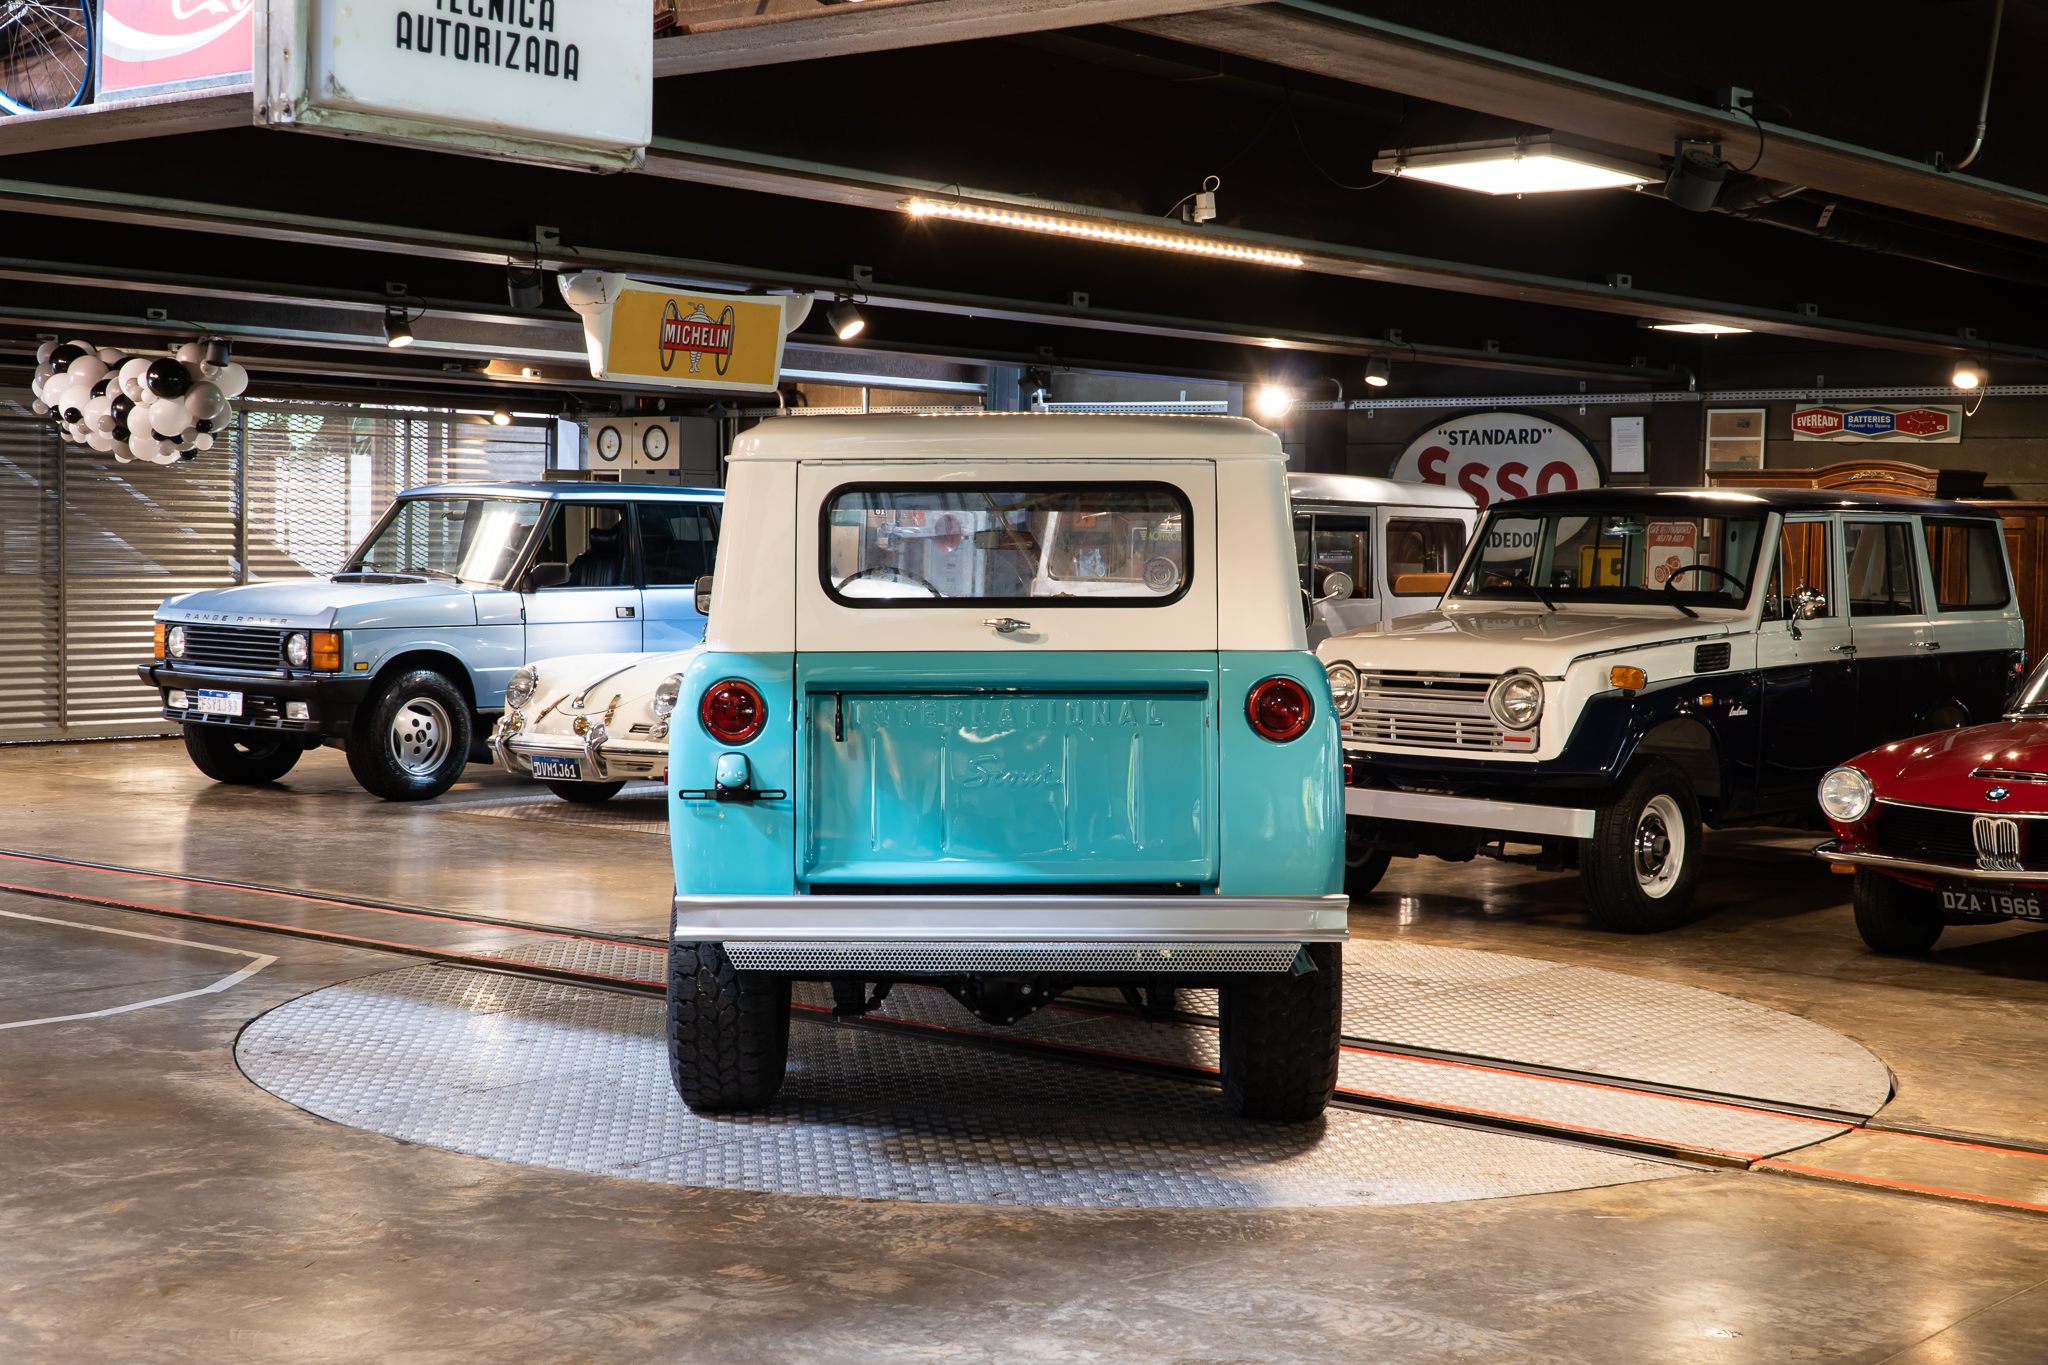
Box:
[616,606,636,619]
[1913,640,1942,650]
[982,617,1030,634]
[1829,645,1857,653]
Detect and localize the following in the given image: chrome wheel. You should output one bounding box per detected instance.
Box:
[387,696,452,775]
[1633,793,1685,899]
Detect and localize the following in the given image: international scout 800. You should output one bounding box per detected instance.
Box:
[666,415,1348,1122]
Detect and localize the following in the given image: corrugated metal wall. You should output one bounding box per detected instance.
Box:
[0,402,551,742]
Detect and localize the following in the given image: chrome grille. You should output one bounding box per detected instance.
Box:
[1343,671,1504,752]
[179,625,287,671]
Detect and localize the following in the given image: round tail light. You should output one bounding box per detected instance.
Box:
[701,679,767,744]
[1247,677,1313,742]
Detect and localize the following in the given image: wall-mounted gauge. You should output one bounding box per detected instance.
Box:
[642,422,670,463]
[594,424,623,463]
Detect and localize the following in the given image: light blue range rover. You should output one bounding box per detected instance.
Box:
[138,482,722,800]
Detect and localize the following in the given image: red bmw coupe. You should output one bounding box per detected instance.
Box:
[1818,663,2048,952]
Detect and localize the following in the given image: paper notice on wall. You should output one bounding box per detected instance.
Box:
[1646,522,1697,586]
[1609,415,1645,474]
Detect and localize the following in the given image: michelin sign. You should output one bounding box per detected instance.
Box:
[560,273,814,394]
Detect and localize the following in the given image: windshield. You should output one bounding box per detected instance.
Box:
[822,484,1190,605]
[1454,504,1766,609]
[2009,658,2048,716]
[344,497,545,586]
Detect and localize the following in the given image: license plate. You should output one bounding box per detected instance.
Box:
[1941,882,2047,921]
[196,690,243,716]
[531,757,582,781]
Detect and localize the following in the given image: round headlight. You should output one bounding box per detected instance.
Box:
[167,625,186,658]
[285,632,310,668]
[652,673,682,719]
[504,665,538,711]
[1818,767,1873,823]
[1488,671,1544,731]
[1324,662,1360,717]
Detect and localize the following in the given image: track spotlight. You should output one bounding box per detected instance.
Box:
[1664,142,1727,213]
[1251,385,1294,421]
[383,308,415,348]
[203,336,232,367]
[491,409,512,426]
[1363,358,1391,388]
[506,266,544,311]
[828,301,866,340]
[1951,360,1988,390]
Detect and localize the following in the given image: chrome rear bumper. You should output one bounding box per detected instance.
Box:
[1812,839,2048,883]
[672,893,1349,943]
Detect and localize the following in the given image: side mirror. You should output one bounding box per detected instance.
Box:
[526,562,570,590]
[695,574,714,616]
[1793,586,1827,620]
[1315,570,1354,605]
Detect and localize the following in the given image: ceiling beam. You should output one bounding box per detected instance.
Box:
[0,88,247,156]
[652,0,1246,77]
[1121,1,2048,245]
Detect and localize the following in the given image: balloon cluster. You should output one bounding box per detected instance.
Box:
[28,337,250,465]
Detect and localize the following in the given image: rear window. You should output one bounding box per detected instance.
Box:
[822,484,1191,606]
[1923,518,2009,611]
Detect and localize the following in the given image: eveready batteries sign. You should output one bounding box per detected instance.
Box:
[1790,405,1962,443]
[559,273,813,393]
[1392,412,1602,510]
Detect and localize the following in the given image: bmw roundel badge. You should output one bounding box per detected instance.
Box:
[1987,786,2011,802]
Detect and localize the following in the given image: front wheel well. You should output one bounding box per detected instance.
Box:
[369,651,478,710]
[1632,717,1719,809]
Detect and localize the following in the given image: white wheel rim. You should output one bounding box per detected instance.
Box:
[388,697,451,776]
[1633,793,1686,898]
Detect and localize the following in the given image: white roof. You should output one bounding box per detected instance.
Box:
[1287,472,1478,510]
[728,413,1285,462]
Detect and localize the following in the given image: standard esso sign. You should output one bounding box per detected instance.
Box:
[1392,413,1602,511]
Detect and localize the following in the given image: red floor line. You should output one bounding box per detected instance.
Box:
[0,859,618,945]
[0,879,659,988]
[1863,1128,2048,1162]
[1754,1160,2048,1215]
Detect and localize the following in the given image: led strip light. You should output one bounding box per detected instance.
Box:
[903,198,1304,268]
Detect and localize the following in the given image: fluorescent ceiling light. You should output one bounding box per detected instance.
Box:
[1652,322,1753,335]
[904,199,1304,268]
[1373,136,1658,195]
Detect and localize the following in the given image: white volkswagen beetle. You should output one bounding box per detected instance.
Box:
[491,648,700,801]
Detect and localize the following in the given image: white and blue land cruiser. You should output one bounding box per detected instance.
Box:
[1317,487,2024,931]
[137,482,722,800]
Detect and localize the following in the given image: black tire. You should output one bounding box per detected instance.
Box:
[1344,816,1393,899]
[1216,942,1342,1123]
[543,779,626,804]
[181,724,302,785]
[1853,870,1944,954]
[345,668,472,801]
[1579,759,1703,933]
[666,941,792,1112]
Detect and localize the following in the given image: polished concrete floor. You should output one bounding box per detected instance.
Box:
[7,740,2048,1362]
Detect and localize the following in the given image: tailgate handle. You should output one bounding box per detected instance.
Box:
[982,617,1030,634]
[833,692,845,742]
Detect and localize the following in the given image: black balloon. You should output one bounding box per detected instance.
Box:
[110,393,133,417]
[145,357,192,399]
[90,377,110,398]
[62,405,83,423]
[47,343,85,374]
[112,423,130,442]
[178,447,199,462]
[194,418,214,433]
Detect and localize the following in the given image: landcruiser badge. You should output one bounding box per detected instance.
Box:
[1987,787,2010,802]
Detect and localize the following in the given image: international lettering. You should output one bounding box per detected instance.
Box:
[849,698,1170,730]
[395,3,577,78]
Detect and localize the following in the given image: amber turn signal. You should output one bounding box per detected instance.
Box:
[1610,666,1647,691]
[310,631,342,671]
[152,622,167,659]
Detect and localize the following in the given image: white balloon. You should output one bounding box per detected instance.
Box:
[36,340,57,366]
[58,383,92,419]
[113,448,134,464]
[183,382,225,421]
[214,362,249,398]
[129,431,159,458]
[97,347,125,365]
[67,356,109,386]
[86,394,114,431]
[176,341,204,363]
[151,404,191,438]
[87,431,113,452]
[65,338,93,356]
[32,399,50,417]
[194,432,215,451]
[119,357,152,402]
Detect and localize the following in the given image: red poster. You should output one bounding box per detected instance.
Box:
[1646,521,1697,586]
[98,0,254,100]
